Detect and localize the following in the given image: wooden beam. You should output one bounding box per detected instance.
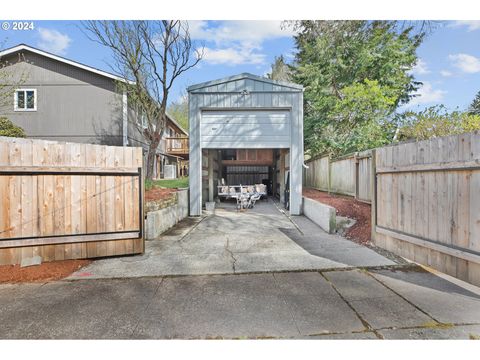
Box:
[376,226,480,264]
[0,231,140,249]
[0,166,140,175]
[377,159,480,174]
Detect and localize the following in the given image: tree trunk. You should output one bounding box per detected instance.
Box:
[145,138,160,180]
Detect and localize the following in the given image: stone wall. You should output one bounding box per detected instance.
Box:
[145,189,189,239]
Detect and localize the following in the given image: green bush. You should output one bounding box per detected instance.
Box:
[397,105,480,141]
[0,117,26,138]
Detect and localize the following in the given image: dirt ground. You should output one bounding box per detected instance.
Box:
[145,187,177,202]
[0,260,91,284]
[303,188,372,245]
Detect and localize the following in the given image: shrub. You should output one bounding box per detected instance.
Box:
[397,105,480,141]
[0,117,26,138]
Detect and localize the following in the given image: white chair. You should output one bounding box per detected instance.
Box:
[247,193,261,208]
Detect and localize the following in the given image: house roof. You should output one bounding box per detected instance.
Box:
[187,72,303,92]
[0,43,134,84]
[166,112,188,136]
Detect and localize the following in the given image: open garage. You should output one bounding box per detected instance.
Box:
[188,73,304,215]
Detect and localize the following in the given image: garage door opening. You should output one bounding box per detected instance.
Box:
[201,148,291,210]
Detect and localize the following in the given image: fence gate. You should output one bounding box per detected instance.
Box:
[0,137,144,265]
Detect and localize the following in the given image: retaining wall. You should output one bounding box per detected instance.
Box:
[145,189,189,239]
[302,197,336,234]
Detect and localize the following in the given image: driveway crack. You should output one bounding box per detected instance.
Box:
[224,236,237,273]
[319,271,383,339]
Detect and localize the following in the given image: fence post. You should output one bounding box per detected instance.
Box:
[354,152,359,200]
[370,149,377,242]
[327,155,331,194]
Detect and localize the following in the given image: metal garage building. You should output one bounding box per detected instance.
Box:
[188,73,304,215]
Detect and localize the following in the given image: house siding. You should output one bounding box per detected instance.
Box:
[1,51,124,145]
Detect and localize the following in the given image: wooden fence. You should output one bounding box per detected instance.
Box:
[304,150,373,202]
[373,132,480,287]
[0,137,144,265]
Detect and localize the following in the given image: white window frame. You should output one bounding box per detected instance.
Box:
[14,89,37,112]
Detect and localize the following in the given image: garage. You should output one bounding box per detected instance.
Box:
[188,73,304,215]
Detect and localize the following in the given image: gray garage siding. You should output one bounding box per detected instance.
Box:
[188,73,304,216]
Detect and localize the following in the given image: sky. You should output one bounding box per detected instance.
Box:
[1,20,479,111]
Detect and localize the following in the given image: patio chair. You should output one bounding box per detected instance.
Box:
[247,193,261,208]
[236,193,249,211]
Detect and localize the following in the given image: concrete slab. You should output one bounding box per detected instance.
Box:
[272,273,366,335]
[325,270,433,329]
[133,274,302,339]
[379,325,480,340]
[68,199,395,280]
[0,278,161,339]
[371,269,480,324]
[2,269,480,339]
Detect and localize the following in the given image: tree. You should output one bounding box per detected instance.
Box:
[0,117,26,137]
[84,21,202,179]
[396,105,480,141]
[167,94,188,131]
[266,55,291,82]
[469,90,480,116]
[286,20,425,156]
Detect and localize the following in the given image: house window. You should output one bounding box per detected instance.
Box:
[14,89,37,111]
[141,112,148,129]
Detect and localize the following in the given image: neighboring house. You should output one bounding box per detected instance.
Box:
[156,114,189,179]
[0,43,188,179]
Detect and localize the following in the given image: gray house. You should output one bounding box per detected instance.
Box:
[188,73,304,216]
[0,44,186,178]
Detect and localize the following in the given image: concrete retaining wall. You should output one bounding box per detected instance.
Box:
[302,197,336,234]
[145,189,189,239]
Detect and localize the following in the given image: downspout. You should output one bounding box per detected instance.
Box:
[122,90,128,146]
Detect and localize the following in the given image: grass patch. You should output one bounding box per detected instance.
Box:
[145,177,189,191]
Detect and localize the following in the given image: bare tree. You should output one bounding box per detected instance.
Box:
[0,42,29,114]
[83,21,203,179]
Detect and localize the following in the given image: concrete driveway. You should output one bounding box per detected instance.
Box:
[2,199,480,339]
[68,199,395,280]
[1,268,480,339]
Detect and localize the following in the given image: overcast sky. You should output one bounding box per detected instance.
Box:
[1,20,480,111]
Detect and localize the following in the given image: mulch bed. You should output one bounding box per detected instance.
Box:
[303,188,372,246]
[0,259,91,284]
[145,187,177,202]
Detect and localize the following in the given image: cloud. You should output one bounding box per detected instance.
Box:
[450,20,480,31]
[37,28,71,55]
[448,53,480,73]
[440,70,453,77]
[410,59,430,75]
[203,46,265,65]
[407,81,447,107]
[188,20,294,66]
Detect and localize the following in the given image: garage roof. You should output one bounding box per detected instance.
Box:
[187,72,303,92]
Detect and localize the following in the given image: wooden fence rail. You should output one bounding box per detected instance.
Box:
[0,136,144,265]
